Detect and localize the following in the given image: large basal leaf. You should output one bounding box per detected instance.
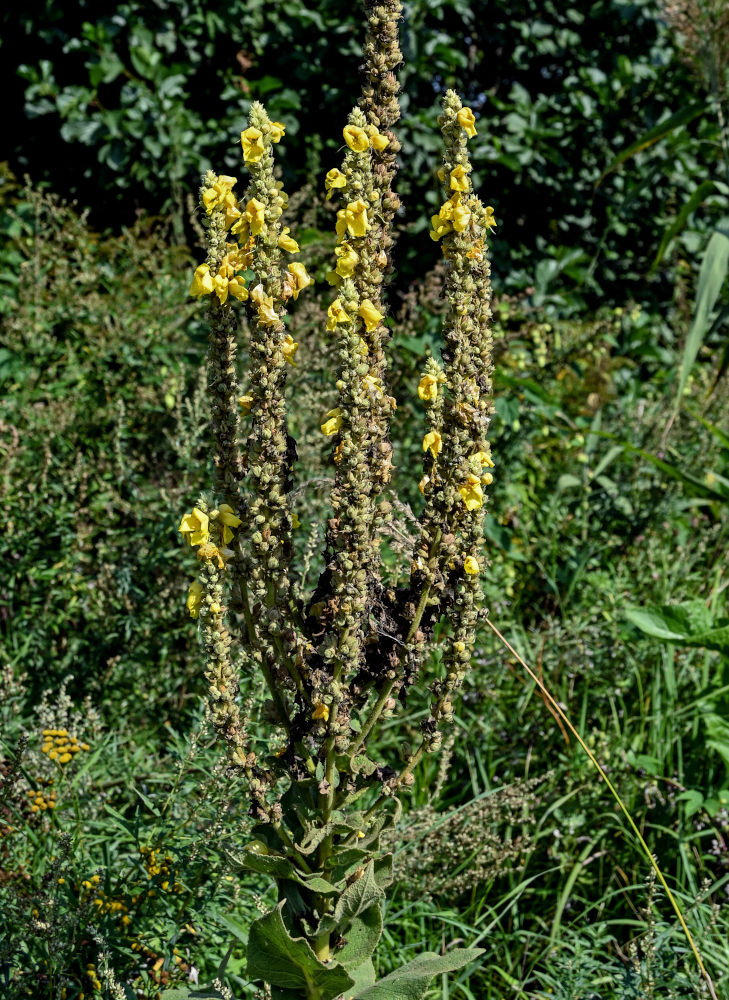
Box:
[247,903,355,1000]
[351,948,484,1000]
[335,904,382,971]
[626,600,729,653]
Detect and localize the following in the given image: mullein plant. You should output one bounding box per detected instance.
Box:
[180,3,496,997]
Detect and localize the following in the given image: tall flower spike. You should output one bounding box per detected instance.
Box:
[236,102,311,716]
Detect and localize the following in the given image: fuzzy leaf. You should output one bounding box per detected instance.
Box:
[336,905,382,970]
[247,903,355,999]
[351,949,484,999]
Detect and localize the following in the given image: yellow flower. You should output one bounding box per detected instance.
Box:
[481,471,493,486]
[190,264,214,298]
[324,168,347,199]
[217,504,242,545]
[450,165,469,192]
[473,450,495,469]
[179,508,210,546]
[370,131,390,151]
[213,274,229,305]
[343,124,370,152]
[312,702,330,721]
[238,394,253,414]
[228,277,248,301]
[221,193,241,230]
[201,175,237,214]
[321,408,343,436]
[418,374,438,401]
[358,298,384,332]
[440,194,471,233]
[484,205,497,231]
[335,242,359,277]
[463,556,480,575]
[363,374,384,395]
[466,239,484,260]
[343,199,370,238]
[281,333,299,365]
[423,430,442,457]
[250,283,279,325]
[245,198,266,235]
[287,262,312,300]
[241,126,265,163]
[326,298,351,331]
[429,214,452,241]
[278,227,300,253]
[458,475,483,511]
[456,107,477,138]
[269,121,286,143]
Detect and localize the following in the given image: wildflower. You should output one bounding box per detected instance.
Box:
[463,556,479,575]
[312,702,330,722]
[456,107,478,138]
[335,242,359,278]
[325,168,347,199]
[418,374,438,401]
[440,194,471,233]
[269,121,286,143]
[213,274,230,305]
[466,239,484,260]
[238,394,253,414]
[201,175,237,214]
[422,430,442,458]
[473,450,495,469]
[321,408,343,436]
[340,199,370,239]
[458,475,483,511]
[370,131,390,151]
[179,508,210,546]
[484,206,497,231]
[429,215,452,241]
[245,198,266,236]
[450,165,469,192]
[190,264,214,298]
[241,126,265,163]
[281,334,299,366]
[250,283,279,326]
[217,504,242,545]
[343,124,370,152]
[358,299,384,332]
[286,262,312,300]
[326,299,351,331]
[228,277,248,301]
[278,228,300,253]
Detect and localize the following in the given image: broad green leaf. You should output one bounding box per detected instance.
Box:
[228,848,338,894]
[247,904,355,999]
[333,862,383,925]
[676,223,729,411]
[336,905,383,970]
[352,948,484,1000]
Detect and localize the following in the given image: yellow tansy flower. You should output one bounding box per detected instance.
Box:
[190,264,214,298]
[456,107,477,138]
[321,408,343,436]
[326,298,351,331]
[343,124,370,152]
[278,227,300,253]
[241,126,265,163]
[450,165,469,192]
[312,702,330,722]
[287,262,312,300]
[358,299,384,332]
[418,374,438,401]
[281,334,299,365]
[245,198,266,235]
[463,556,480,575]
[179,508,210,546]
[458,475,483,511]
[423,430,442,458]
[324,168,347,199]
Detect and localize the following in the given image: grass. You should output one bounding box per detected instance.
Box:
[1,175,728,998]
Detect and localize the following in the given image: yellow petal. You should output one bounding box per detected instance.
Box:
[343,125,370,152]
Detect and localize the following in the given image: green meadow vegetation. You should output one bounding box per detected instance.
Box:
[1,0,729,997]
